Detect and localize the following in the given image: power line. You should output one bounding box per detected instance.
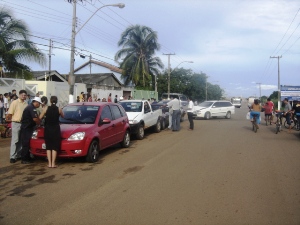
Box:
[271,7,300,56]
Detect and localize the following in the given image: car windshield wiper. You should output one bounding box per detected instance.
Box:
[62,117,85,124]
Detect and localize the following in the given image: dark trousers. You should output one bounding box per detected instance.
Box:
[188,112,194,130]
[172,110,181,131]
[21,127,34,161]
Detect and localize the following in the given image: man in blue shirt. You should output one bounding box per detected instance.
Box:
[20,97,42,164]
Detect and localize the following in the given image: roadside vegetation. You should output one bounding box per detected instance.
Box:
[0,8,45,79]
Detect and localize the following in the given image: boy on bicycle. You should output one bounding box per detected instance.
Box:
[250,99,261,128]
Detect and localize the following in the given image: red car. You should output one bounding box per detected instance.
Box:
[30,102,130,162]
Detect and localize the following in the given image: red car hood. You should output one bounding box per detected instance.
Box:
[35,124,95,139]
[60,124,94,139]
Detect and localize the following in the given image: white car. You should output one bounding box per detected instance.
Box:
[193,101,235,119]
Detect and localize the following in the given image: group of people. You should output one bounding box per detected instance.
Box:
[77,92,128,103]
[167,97,195,131]
[249,97,300,132]
[5,89,63,168]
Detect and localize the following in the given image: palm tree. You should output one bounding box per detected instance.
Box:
[115,25,163,87]
[0,8,45,78]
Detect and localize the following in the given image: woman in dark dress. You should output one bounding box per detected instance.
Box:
[39,96,64,168]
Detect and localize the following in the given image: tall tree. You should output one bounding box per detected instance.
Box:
[115,25,163,88]
[0,8,45,78]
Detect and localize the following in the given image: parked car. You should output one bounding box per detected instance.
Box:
[151,102,170,130]
[161,93,188,120]
[30,102,130,163]
[119,100,162,139]
[193,100,235,119]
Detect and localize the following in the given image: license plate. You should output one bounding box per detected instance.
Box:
[42,143,46,149]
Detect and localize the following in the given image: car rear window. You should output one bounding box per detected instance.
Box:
[120,102,143,112]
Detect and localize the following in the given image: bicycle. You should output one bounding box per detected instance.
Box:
[284,113,299,131]
[251,113,259,133]
[275,112,283,134]
[0,121,12,138]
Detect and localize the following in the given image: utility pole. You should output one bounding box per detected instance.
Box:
[68,0,77,103]
[205,76,210,101]
[270,56,282,110]
[163,53,175,99]
[256,82,261,101]
[48,39,53,81]
[89,54,92,76]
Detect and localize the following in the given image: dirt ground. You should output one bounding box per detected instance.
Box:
[1,102,300,225]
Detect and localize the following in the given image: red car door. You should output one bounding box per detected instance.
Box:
[110,105,126,143]
[98,105,115,148]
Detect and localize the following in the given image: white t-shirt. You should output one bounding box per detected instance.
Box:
[187,100,194,113]
[4,97,9,109]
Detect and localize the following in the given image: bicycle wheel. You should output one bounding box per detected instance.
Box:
[253,122,257,133]
[276,123,279,134]
[284,120,295,129]
[266,116,268,126]
[295,121,300,131]
[5,127,12,138]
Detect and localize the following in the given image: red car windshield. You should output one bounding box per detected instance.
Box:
[60,105,99,124]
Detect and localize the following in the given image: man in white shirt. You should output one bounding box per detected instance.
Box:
[4,93,9,112]
[167,97,181,131]
[187,97,195,130]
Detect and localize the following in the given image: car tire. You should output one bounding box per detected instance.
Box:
[204,112,211,120]
[136,124,144,140]
[225,111,231,119]
[86,140,100,163]
[120,131,130,148]
[154,119,161,133]
[161,119,166,130]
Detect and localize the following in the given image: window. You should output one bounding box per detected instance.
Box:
[213,102,222,108]
[111,105,122,120]
[180,95,187,101]
[100,106,113,121]
[119,105,127,117]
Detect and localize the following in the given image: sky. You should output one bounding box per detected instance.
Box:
[1,0,299,98]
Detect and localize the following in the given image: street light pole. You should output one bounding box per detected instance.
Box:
[68,1,125,103]
[270,56,282,110]
[164,58,193,99]
[205,76,210,101]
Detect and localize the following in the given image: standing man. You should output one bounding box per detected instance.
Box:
[114,95,118,103]
[20,97,42,164]
[4,93,9,113]
[6,90,28,163]
[283,98,292,132]
[187,97,195,130]
[167,97,181,131]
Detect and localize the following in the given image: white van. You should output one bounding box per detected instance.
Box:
[193,100,235,119]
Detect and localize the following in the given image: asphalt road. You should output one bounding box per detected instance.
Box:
[1,102,300,225]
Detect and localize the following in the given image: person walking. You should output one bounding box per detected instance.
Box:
[39,96,64,168]
[6,90,28,163]
[114,95,118,103]
[283,98,292,132]
[108,93,112,102]
[187,97,195,130]
[167,97,181,131]
[20,97,42,164]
